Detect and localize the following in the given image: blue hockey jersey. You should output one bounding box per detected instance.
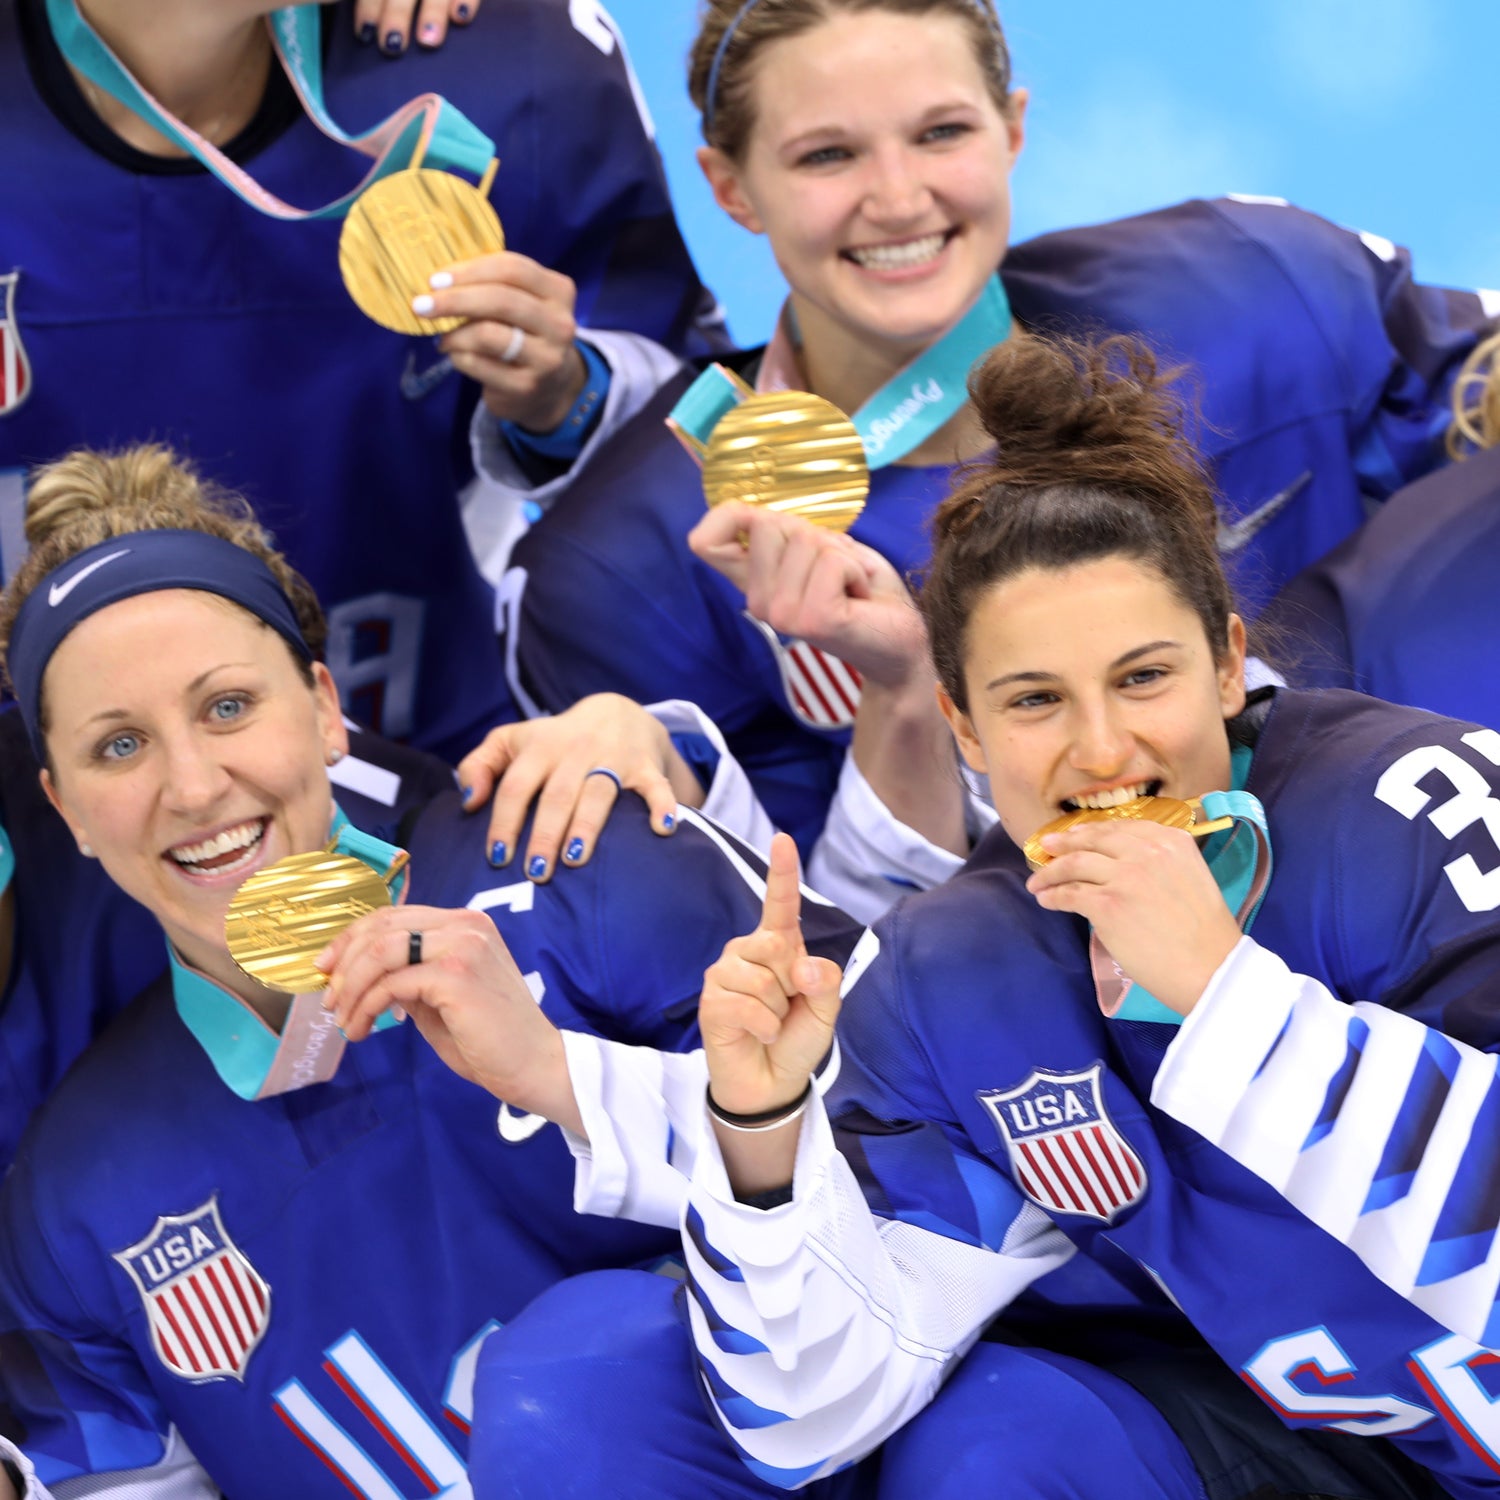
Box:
[0,707,450,1173]
[0,790,859,1495]
[688,690,1500,1498]
[506,198,1489,849]
[1267,443,1500,730]
[0,0,719,760]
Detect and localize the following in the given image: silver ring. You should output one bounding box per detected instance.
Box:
[585,767,622,791]
[499,325,526,364]
[407,930,422,966]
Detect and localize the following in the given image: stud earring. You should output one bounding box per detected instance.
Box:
[80,843,94,858]
[326,747,345,765]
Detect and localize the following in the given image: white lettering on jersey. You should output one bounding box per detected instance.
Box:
[328,752,401,809]
[568,1,655,138]
[325,593,424,741]
[1241,1327,1433,1436]
[496,567,546,721]
[1410,1333,1500,1476]
[1374,732,1500,912]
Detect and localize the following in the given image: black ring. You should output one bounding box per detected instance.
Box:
[407,930,422,967]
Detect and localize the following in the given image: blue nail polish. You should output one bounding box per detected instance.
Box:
[489,840,507,867]
[383,29,404,52]
[565,838,585,863]
[527,855,548,879]
[359,21,377,42]
[459,784,473,803]
[661,813,676,832]
[456,3,471,18]
[521,500,543,525]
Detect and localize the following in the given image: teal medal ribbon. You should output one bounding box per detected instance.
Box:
[669,275,1013,469]
[171,809,408,1101]
[0,823,13,899]
[45,0,494,220]
[1097,748,1272,1025]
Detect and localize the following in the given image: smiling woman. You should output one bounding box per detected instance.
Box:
[0,445,861,1500]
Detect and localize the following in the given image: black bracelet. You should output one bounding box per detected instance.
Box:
[706,1081,813,1131]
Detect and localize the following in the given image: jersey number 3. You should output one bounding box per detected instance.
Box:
[1376,730,1500,913]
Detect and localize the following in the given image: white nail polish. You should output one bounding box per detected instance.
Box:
[429,272,454,290]
[412,293,436,315]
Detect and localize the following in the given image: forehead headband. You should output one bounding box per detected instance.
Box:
[8,529,312,761]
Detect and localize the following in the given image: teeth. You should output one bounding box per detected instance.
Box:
[1069,783,1151,811]
[847,233,946,271]
[170,820,264,867]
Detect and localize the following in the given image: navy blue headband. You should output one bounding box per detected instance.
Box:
[9,529,312,760]
[703,0,761,139]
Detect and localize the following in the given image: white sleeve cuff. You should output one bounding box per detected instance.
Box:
[0,1439,49,1500]
[561,1032,710,1228]
[808,752,997,924]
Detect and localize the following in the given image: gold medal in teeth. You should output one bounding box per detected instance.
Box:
[1024,795,1234,871]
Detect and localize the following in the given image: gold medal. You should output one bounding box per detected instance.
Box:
[225,849,408,993]
[701,390,869,533]
[339,165,504,334]
[1024,796,1235,871]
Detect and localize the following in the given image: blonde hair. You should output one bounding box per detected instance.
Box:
[0,444,326,687]
[1447,328,1500,459]
[690,0,1014,161]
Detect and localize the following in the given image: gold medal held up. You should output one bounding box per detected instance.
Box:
[225,847,409,993]
[1023,795,1235,871]
[689,371,869,534]
[339,159,502,334]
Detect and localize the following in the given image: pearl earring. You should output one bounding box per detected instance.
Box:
[327,748,345,766]
[80,843,94,858]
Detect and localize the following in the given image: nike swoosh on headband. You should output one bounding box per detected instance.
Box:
[48,547,130,606]
[1216,472,1312,556]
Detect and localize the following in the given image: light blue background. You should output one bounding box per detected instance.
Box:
[606,0,1500,345]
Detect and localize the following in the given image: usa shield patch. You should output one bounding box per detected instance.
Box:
[0,272,31,416]
[745,614,863,731]
[114,1198,271,1382]
[979,1064,1146,1223]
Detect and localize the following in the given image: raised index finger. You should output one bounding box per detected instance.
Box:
[759,832,804,939]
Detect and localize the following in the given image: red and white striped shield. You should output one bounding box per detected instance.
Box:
[979,1064,1147,1223]
[114,1198,271,1382]
[745,614,863,732]
[0,273,31,417]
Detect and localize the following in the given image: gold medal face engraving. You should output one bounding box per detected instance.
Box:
[339,168,505,334]
[1023,796,1234,871]
[702,391,869,533]
[226,853,394,993]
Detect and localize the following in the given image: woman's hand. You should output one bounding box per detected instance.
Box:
[688,503,928,690]
[354,0,479,53]
[316,904,583,1134]
[700,835,843,1192]
[411,254,587,433]
[1026,821,1243,1016]
[456,694,701,881]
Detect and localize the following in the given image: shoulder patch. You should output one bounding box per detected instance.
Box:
[978,1063,1146,1222]
[114,1197,271,1382]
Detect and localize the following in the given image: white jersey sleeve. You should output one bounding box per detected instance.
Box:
[47,1429,215,1500]
[1153,935,1500,1348]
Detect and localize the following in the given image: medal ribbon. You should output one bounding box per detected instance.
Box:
[171,809,408,1102]
[1094,750,1273,1025]
[669,275,1012,468]
[45,0,495,220]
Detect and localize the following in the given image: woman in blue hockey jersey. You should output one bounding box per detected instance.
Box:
[0,445,858,1500]
[473,334,1500,1500]
[500,0,1490,855]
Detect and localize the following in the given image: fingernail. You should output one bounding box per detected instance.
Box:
[521,500,543,525]
[661,813,676,832]
[392,1005,408,1024]
[411,294,436,315]
[359,21,377,43]
[420,22,440,42]
[383,29,404,52]
[565,837,585,863]
[459,784,473,804]
[314,946,333,971]
[527,855,549,880]
[429,270,454,289]
[489,840,508,867]
[456,3,471,18]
